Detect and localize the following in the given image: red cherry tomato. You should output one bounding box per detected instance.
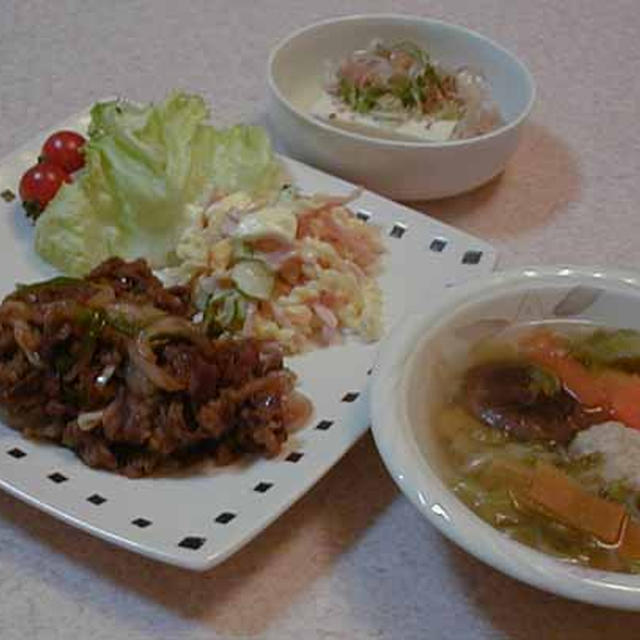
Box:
[19,162,71,220]
[41,130,86,173]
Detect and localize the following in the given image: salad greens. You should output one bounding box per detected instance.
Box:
[35,91,285,275]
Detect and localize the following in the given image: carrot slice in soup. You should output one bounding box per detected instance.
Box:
[522,330,609,407]
[528,462,626,544]
[599,370,640,430]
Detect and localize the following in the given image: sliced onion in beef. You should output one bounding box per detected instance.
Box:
[131,316,214,392]
[13,319,42,367]
[77,409,105,432]
[129,341,185,392]
[124,358,157,396]
[104,302,167,327]
[141,316,211,352]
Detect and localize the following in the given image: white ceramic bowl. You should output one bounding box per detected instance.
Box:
[267,14,535,201]
[370,265,640,610]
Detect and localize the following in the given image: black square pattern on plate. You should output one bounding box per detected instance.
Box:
[132,518,152,528]
[7,447,26,459]
[178,536,206,550]
[254,482,273,493]
[430,238,447,252]
[315,419,334,431]
[356,210,371,222]
[341,392,360,403]
[48,472,68,484]
[389,223,407,238]
[462,250,483,265]
[87,493,107,505]
[285,452,304,463]
[215,512,237,524]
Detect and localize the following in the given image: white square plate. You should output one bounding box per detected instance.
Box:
[0,107,496,570]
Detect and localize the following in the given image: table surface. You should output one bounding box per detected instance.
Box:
[2,1,640,638]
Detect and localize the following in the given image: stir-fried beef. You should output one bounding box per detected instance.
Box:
[463,361,609,445]
[87,257,193,316]
[0,258,302,477]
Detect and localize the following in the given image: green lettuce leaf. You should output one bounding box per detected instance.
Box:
[35,91,284,275]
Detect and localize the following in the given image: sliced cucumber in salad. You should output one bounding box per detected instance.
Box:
[231,260,275,300]
[203,259,274,335]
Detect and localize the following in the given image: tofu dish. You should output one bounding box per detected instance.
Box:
[311,39,503,142]
[435,324,640,573]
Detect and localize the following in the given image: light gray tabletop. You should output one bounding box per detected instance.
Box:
[2,2,640,638]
